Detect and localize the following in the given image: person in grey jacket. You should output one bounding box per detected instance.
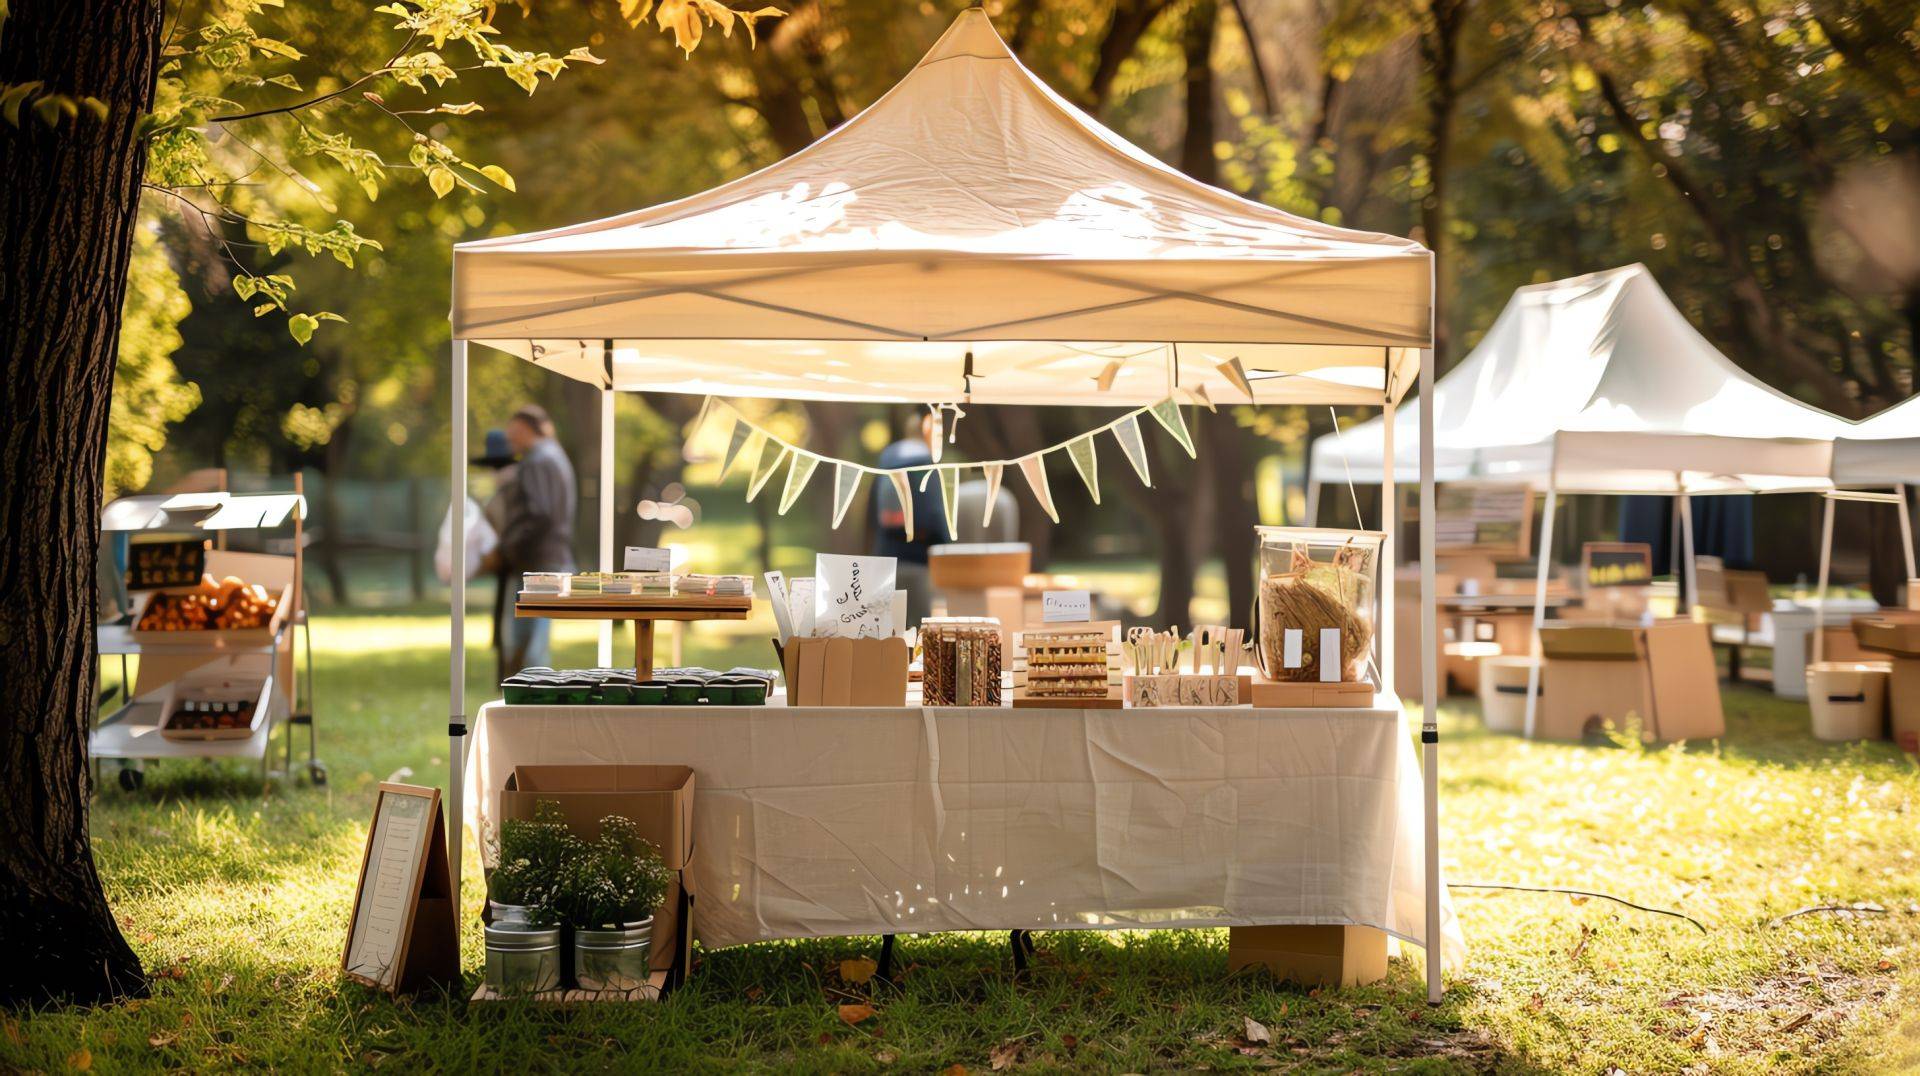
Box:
[482,404,576,672]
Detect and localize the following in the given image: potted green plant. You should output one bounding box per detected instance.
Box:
[482,802,574,995]
[552,815,673,993]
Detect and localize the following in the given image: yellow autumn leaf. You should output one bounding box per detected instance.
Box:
[68,1047,93,1072]
[479,164,515,192]
[738,6,785,47]
[428,166,455,198]
[840,956,878,984]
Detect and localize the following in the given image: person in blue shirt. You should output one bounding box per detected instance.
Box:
[870,410,953,624]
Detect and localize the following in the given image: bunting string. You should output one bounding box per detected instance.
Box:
[691,395,1196,529]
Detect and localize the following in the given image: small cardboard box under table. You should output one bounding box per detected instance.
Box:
[1227,925,1388,987]
[491,764,697,997]
[1536,620,1723,742]
[1851,613,1920,752]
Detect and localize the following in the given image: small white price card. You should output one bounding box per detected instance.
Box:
[623,546,673,572]
[1042,590,1091,623]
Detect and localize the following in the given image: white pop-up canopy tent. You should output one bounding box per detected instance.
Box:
[449,8,1447,999]
[1813,394,1920,658]
[1305,264,1854,734]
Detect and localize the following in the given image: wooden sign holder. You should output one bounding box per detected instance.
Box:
[342,783,458,995]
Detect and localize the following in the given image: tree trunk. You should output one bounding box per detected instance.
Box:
[0,0,165,1006]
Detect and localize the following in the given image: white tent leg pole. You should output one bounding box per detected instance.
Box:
[1380,396,1396,698]
[1418,346,1442,1006]
[597,386,615,667]
[1814,494,1834,665]
[449,338,469,922]
[1523,486,1558,739]
[1898,484,1916,583]
[1679,493,1697,618]
[1304,479,1322,528]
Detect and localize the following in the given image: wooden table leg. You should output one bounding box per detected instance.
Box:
[634,620,655,679]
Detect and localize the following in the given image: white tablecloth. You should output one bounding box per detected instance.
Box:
[464,698,1462,966]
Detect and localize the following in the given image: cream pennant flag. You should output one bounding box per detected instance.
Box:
[1112,414,1152,486]
[888,469,915,541]
[1018,454,1058,523]
[720,421,759,479]
[747,444,789,502]
[778,452,819,515]
[918,468,935,493]
[830,463,862,528]
[1066,435,1100,505]
[939,466,961,539]
[1181,384,1217,413]
[981,462,1005,527]
[1215,356,1253,401]
[1149,398,1196,458]
[1095,360,1122,392]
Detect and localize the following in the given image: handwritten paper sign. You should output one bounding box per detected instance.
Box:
[126,537,206,591]
[1041,590,1091,623]
[813,554,897,638]
[623,546,673,572]
[342,784,457,994]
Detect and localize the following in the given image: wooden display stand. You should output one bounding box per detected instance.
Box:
[1248,677,1375,708]
[515,593,751,679]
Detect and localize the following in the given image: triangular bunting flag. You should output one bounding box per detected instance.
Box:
[1181,384,1216,413]
[888,470,915,541]
[939,467,960,539]
[1112,414,1151,487]
[778,452,819,515]
[918,469,935,493]
[746,445,789,502]
[1095,361,1121,392]
[981,463,1005,527]
[830,463,862,528]
[1215,356,1253,401]
[720,421,758,479]
[1148,398,1196,458]
[1067,435,1100,505]
[1018,454,1058,523]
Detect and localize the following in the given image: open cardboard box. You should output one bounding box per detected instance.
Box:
[129,549,295,646]
[1536,620,1723,742]
[496,764,697,989]
[156,668,272,742]
[781,636,910,706]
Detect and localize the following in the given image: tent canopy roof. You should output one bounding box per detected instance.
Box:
[1834,393,1920,486]
[451,9,1430,407]
[1309,265,1853,494]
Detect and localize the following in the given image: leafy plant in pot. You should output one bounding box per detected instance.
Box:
[551,815,673,993]
[486,801,573,926]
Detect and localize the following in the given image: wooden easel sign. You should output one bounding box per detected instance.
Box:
[342,783,458,994]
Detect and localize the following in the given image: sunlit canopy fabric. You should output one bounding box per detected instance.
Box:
[1308,265,1852,494]
[450,9,1431,407]
[1833,394,1920,486]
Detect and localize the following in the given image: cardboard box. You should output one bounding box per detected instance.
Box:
[781,636,910,706]
[1892,657,1920,753]
[497,764,696,985]
[929,544,1031,590]
[1853,613,1920,658]
[1535,620,1723,742]
[1227,925,1387,987]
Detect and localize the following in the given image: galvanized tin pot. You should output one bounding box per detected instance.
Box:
[573,917,654,992]
[483,923,562,995]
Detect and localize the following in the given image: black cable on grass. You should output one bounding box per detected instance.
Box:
[1452,883,1709,933]
[1768,904,1888,926]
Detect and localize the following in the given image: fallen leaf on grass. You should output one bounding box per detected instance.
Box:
[941,1066,968,1076]
[1060,1034,1078,1051]
[1244,1017,1272,1045]
[1569,895,1589,906]
[990,1041,1021,1070]
[744,985,763,1001]
[841,957,879,985]
[67,1048,92,1071]
[838,1002,876,1025]
[1779,1012,1812,1033]
[149,1031,178,1048]
[1876,960,1896,972]
[875,1049,896,1064]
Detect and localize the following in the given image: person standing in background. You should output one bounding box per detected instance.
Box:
[870,410,952,624]
[469,428,519,682]
[482,405,576,672]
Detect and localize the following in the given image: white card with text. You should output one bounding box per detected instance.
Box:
[623,546,673,572]
[814,554,897,638]
[1041,590,1091,623]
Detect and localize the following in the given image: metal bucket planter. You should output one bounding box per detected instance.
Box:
[483,923,562,995]
[573,917,654,992]
[488,900,532,925]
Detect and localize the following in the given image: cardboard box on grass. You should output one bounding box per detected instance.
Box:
[1227,925,1387,988]
[1852,614,1920,751]
[497,764,696,990]
[1536,620,1723,743]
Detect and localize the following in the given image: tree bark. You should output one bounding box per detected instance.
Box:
[0,0,165,1006]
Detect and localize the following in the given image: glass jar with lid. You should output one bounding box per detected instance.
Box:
[1254,526,1385,682]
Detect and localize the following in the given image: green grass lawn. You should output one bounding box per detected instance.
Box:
[6,611,1920,1073]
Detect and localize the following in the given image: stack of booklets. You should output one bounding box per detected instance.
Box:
[683,574,753,598]
[521,572,567,596]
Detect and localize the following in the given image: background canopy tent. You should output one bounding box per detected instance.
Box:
[1308,264,1853,495]
[448,9,1447,999]
[451,10,1431,408]
[1834,393,1920,487]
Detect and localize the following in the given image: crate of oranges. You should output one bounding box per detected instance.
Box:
[132,573,290,643]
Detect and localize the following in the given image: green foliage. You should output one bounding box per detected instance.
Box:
[546,814,673,928]
[486,801,574,918]
[106,227,200,501]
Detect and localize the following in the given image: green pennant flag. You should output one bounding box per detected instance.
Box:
[888,470,916,541]
[1066,435,1100,505]
[720,421,759,479]
[830,463,862,528]
[1112,413,1152,486]
[1018,454,1058,523]
[939,467,961,539]
[980,462,1005,527]
[1148,398,1196,458]
[746,444,789,502]
[778,452,819,515]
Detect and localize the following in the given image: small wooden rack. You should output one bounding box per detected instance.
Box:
[513,593,752,680]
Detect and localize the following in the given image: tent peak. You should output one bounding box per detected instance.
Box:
[915,7,1014,67]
